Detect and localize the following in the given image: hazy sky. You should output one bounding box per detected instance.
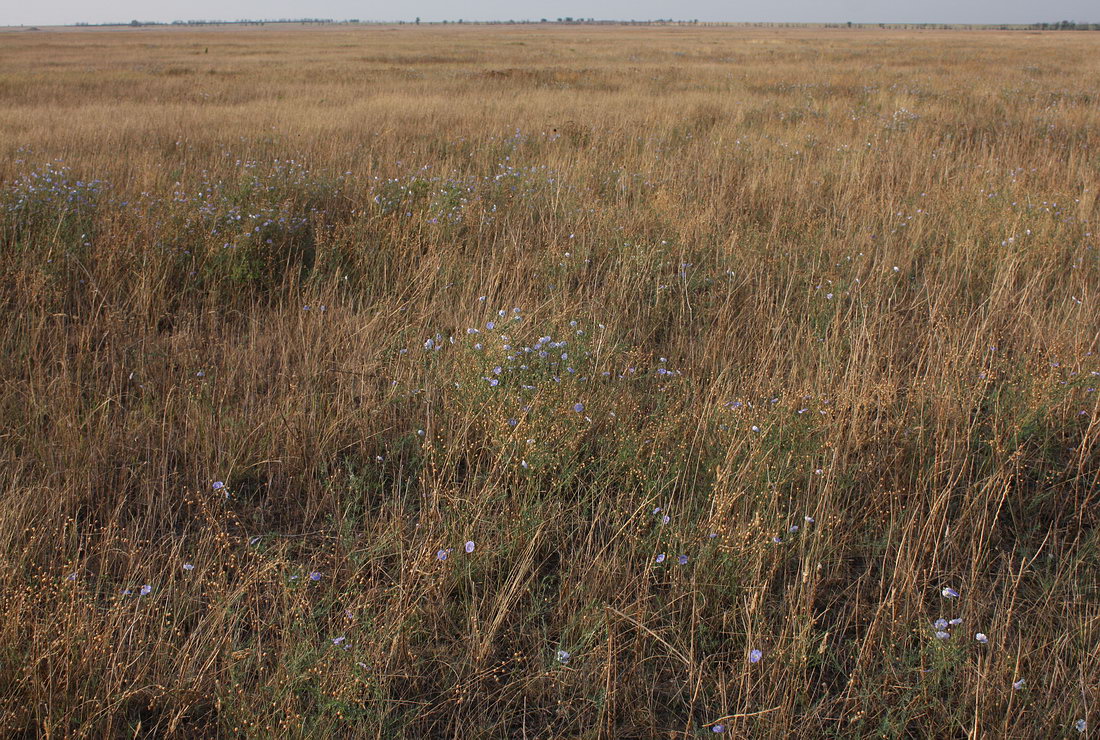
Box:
[3,0,1097,26]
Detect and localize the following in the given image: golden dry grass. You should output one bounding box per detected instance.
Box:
[1,23,1099,738]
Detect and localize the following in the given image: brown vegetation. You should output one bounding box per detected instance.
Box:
[1,23,1099,738]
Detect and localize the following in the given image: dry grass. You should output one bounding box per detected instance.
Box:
[1,23,1099,738]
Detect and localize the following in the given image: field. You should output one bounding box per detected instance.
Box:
[1,22,1099,738]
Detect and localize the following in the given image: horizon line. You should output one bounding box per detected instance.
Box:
[5,17,1099,28]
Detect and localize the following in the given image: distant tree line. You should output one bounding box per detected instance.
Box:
[1028,20,1100,30]
[74,18,341,27]
[66,19,1100,30]
[71,18,706,28]
[823,20,1100,30]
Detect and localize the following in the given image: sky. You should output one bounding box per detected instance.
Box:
[3,0,1097,27]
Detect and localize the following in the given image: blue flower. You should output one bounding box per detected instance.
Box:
[655,553,666,563]
[465,541,476,553]
[712,725,726,734]
[749,648,762,663]
[436,549,448,561]
[139,584,153,596]
[942,587,959,598]
[572,403,584,413]
[309,571,322,581]
[677,555,688,565]
[556,649,570,664]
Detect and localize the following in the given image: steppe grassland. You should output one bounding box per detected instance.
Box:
[1,23,1099,738]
